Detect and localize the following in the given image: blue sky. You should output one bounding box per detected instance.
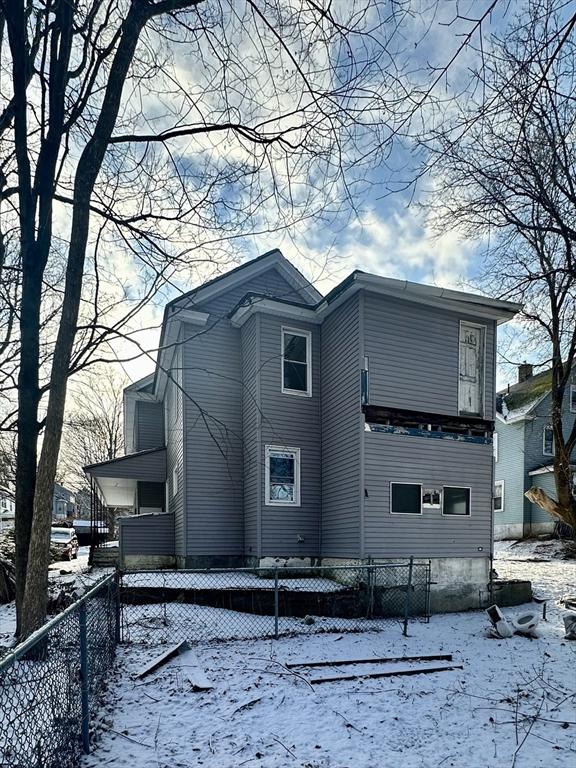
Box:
[111,0,523,388]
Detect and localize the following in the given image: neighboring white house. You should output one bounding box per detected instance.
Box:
[0,487,15,533]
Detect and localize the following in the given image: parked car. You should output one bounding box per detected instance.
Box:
[50,527,79,561]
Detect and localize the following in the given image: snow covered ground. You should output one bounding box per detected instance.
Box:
[123,571,347,592]
[82,546,576,768]
[0,558,112,650]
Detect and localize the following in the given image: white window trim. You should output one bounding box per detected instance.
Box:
[543,425,554,456]
[281,327,312,397]
[570,384,576,414]
[441,485,472,517]
[390,482,423,515]
[458,320,487,418]
[265,445,301,507]
[493,432,498,463]
[494,480,504,513]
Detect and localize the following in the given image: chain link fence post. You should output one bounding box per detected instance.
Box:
[114,570,122,645]
[79,602,90,754]
[402,556,414,637]
[274,567,279,640]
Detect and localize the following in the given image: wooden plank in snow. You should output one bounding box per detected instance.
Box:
[135,641,190,679]
[309,663,463,685]
[286,653,453,670]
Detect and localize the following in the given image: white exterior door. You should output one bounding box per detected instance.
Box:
[459,323,484,415]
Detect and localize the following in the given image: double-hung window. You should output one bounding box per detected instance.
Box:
[570,384,576,414]
[265,446,301,506]
[543,425,554,456]
[494,481,504,512]
[281,328,311,396]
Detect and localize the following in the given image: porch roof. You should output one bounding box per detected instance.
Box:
[84,447,166,507]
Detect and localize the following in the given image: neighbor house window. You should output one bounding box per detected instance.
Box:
[281,328,311,396]
[494,480,504,512]
[265,446,301,506]
[422,488,442,508]
[172,465,178,497]
[390,483,422,515]
[443,486,471,516]
[570,385,576,413]
[543,426,554,456]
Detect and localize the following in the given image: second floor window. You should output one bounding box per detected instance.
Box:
[281,328,311,396]
[543,425,554,456]
[571,384,576,413]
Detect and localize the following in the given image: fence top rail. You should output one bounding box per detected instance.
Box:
[0,572,115,673]
[119,562,427,577]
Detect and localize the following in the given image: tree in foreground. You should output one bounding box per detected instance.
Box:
[425,0,576,529]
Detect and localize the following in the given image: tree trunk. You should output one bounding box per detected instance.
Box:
[19,1,149,637]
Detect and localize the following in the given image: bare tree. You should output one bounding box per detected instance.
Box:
[59,368,126,490]
[425,0,576,529]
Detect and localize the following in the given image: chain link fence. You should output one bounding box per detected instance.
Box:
[0,574,118,768]
[120,560,431,646]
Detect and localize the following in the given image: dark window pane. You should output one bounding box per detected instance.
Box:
[284,334,307,363]
[283,360,307,391]
[444,487,470,516]
[269,455,294,484]
[391,483,421,514]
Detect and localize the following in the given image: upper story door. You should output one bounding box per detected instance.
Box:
[459,322,485,416]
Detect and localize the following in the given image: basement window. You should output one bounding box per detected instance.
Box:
[443,486,471,516]
[265,446,301,506]
[281,328,311,396]
[494,480,504,512]
[390,483,422,515]
[570,385,576,414]
[543,426,554,456]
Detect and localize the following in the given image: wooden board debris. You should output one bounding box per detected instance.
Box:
[309,663,463,685]
[135,641,190,679]
[286,653,453,670]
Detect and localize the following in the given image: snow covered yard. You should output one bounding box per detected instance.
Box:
[82,552,576,768]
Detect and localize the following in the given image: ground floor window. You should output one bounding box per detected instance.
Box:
[390,483,422,514]
[443,486,471,516]
[265,446,301,506]
[494,480,504,512]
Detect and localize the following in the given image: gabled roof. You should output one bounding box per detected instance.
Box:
[496,368,553,423]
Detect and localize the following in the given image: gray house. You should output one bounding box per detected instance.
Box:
[85,249,520,607]
[494,365,576,540]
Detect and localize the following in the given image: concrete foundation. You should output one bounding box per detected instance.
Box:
[494,523,524,541]
[121,554,175,570]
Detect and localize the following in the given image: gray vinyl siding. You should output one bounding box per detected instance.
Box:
[258,314,321,557]
[135,401,165,451]
[363,293,496,419]
[193,268,307,318]
[364,432,493,557]
[523,391,575,526]
[120,512,175,556]
[90,448,166,481]
[529,471,557,524]
[321,295,362,558]
[165,345,185,556]
[182,319,244,556]
[494,420,526,527]
[242,315,260,556]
